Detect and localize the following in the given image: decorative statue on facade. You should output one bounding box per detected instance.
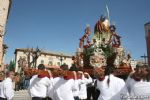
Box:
[17,56,27,73]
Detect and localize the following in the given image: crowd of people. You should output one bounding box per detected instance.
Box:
[0,63,150,100]
[14,71,31,91]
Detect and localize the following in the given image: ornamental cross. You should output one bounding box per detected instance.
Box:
[141,54,148,65]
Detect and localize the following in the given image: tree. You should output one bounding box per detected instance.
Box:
[8,59,16,71]
[60,63,69,70]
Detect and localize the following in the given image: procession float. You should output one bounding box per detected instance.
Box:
[68,12,133,80]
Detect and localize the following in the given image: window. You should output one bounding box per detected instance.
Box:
[57,62,60,66]
[41,60,44,64]
[48,61,53,66]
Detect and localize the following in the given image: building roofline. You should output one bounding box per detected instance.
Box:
[6,0,12,20]
[14,48,73,58]
[144,22,150,26]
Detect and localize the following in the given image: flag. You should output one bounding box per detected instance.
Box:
[106,4,110,22]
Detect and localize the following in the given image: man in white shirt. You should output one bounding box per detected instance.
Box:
[0,71,15,100]
[78,72,92,100]
[28,64,52,100]
[130,82,150,99]
[72,71,83,100]
[126,65,149,94]
[53,71,77,100]
[126,71,142,94]
[97,74,129,100]
[96,65,129,100]
[129,68,150,100]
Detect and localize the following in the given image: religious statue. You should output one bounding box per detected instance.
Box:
[94,15,112,48]
[79,25,91,48]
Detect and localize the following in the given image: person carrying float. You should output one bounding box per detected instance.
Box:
[52,71,77,100]
[28,64,53,100]
[95,53,129,100]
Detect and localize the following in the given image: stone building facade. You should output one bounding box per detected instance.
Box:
[14,48,73,72]
[0,0,11,69]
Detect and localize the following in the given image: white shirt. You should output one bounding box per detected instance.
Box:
[47,77,56,100]
[72,79,80,97]
[53,77,76,100]
[97,74,129,100]
[130,82,150,98]
[0,78,14,100]
[52,77,63,100]
[29,75,52,98]
[0,81,4,98]
[125,75,141,94]
[78,75,92,99]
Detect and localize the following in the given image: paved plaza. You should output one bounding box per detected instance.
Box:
[14,90,31,100]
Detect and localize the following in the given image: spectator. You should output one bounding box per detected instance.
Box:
[0,71,15,100]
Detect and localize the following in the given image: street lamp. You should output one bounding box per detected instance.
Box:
[33,47,41,68]
[59,53,66,66]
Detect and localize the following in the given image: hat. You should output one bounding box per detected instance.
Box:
[38,64,45,70]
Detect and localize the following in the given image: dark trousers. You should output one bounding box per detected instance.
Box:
[32,97,52,100]
[87,86,100,100]
[74,96,80,100]
[94,89,100,100]
[87,86,95,100]
[32,97,47,100]
[0,97,7,100]
[46,97,52,100]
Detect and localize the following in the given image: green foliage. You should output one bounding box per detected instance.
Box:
[8,60,16,71]
[69,64,78,71]
[101,45,114,58]
[84,47,94,57]
[60,63,69,70]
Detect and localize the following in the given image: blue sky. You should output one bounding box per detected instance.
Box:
[4,0,150,63]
